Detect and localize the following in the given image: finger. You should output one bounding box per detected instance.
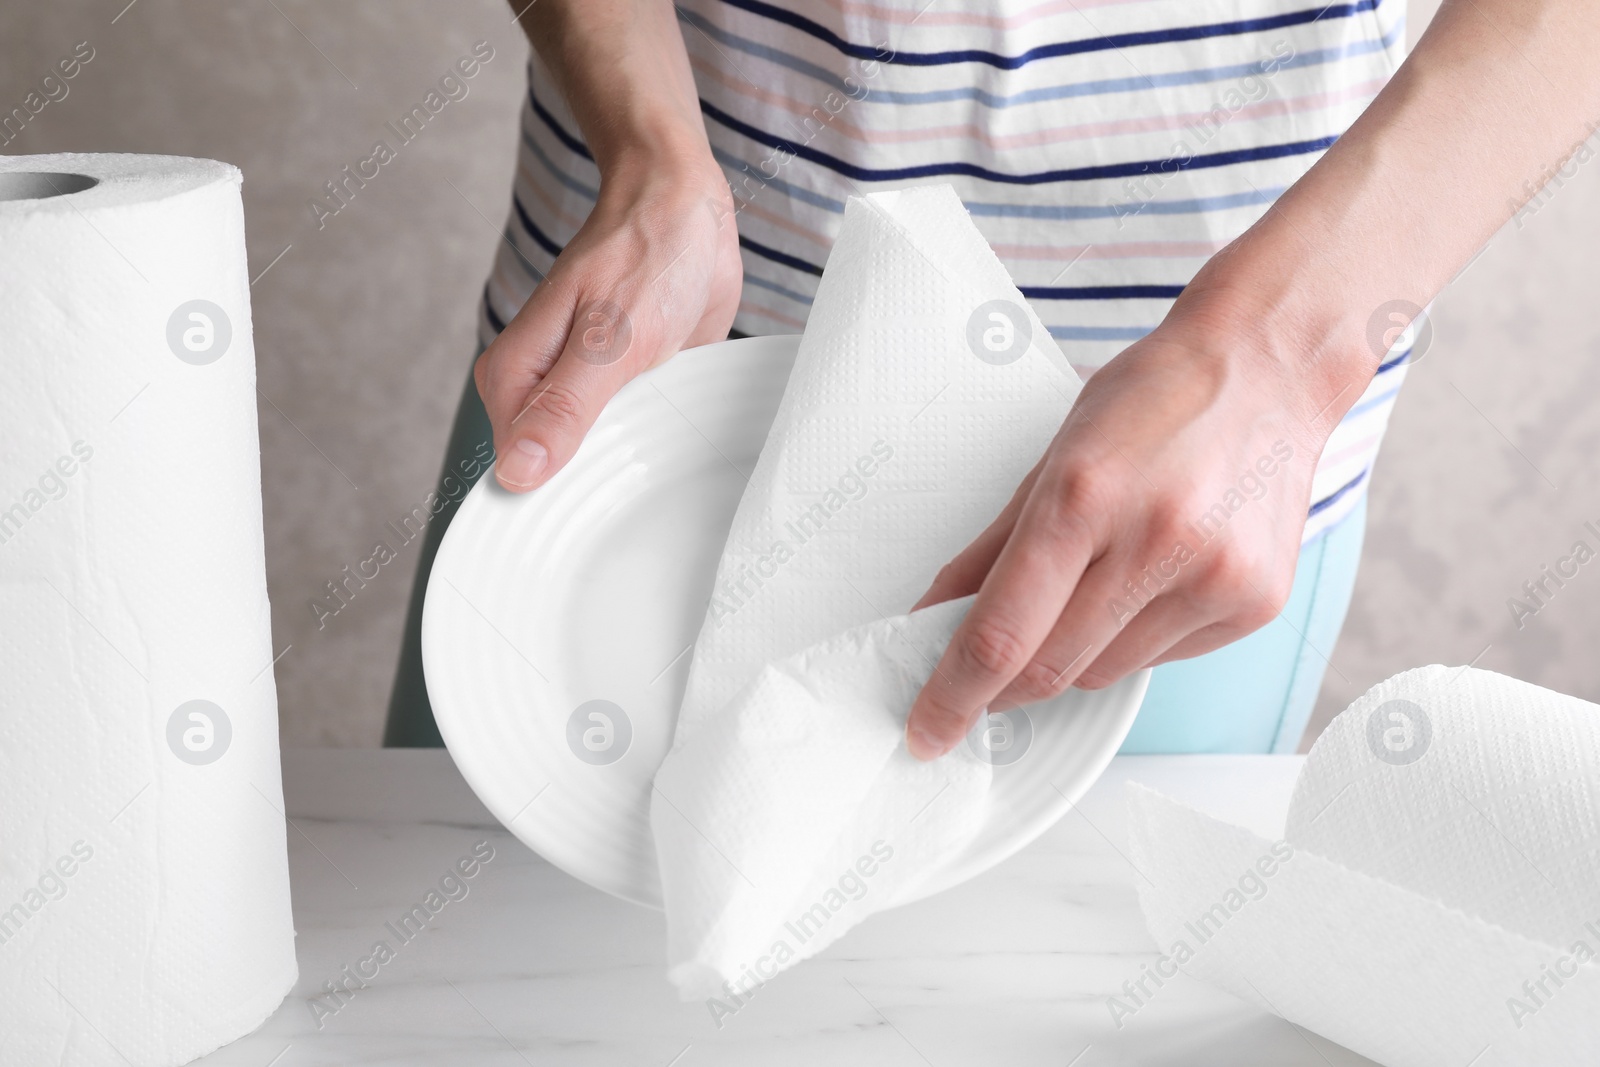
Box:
[475,278,576,486]
[491,297,642,491]
[1066,591,1216,691]
[911,460,1043,611]
[1148,612,1271,666]
[904,472,1099,759]
[982,553,1185,705]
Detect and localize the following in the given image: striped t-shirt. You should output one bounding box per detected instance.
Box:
[482,0,1412,541]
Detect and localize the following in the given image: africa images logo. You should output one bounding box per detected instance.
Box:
[1365,698,1432,766]
[566,700,631,766]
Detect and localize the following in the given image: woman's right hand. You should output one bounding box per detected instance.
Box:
[476,153,742,491]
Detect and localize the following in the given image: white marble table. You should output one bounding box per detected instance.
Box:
[194,751,1379,1066]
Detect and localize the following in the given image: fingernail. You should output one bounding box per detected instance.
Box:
[497,438,547,488]
[906,722,945,761]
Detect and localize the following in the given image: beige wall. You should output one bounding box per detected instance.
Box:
[1303,0,1600,739]
[6,1,1598,747]
[3,1,528,745]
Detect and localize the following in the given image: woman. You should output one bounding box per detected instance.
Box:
[386,0,1599,754]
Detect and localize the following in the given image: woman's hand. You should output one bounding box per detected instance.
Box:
[476,158,740,490]
[901,0,1600,760]
[902,300,1368,760]
[487,0,740,491]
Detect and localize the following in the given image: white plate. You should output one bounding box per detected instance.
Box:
[423,335,1148,909]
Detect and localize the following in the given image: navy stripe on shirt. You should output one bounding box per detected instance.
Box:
[1023,284,1187,301]
[529,87,593,162]
[741,234,824,276]
[701,97,1339,185]
[482,286,507,335]
[1308,469,1368,518]
[512,195,565,259]
[710,0,1382,70]
[1376,346,1413,374]
[525,79,1338,193]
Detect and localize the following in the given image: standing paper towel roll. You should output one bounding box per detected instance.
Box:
[0,155,295,1065]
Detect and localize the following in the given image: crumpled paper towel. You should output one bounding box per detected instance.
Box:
[651,184,1082,1000]
[1127,665,1600,1065]
[0,154,296,1065]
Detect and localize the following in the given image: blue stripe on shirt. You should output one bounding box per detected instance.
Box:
[718,140,1286,221]
[859,34,1403,108]
[714,145,848,213]
[519,126,597,201]
[499,225,546,284]
[744,272,816,305]
[969,188,1283,221]
[1345,383,1403,421]
[1050,324,1155,342]
[525,82,1296,219]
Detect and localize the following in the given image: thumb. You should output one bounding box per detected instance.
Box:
[478,294,639,492]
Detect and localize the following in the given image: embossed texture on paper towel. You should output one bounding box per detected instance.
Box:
[651,185,1083,1000]
[0,154,296,1067]
[1128,665,1600,1066]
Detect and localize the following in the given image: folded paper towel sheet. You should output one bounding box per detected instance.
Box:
[1128,666,1600,1066]
[650,185,1083,1000]
[0,156,296,1065]
[654,596,991,1000]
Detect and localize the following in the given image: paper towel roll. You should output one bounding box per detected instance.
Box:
[1127,666,1600,1066]
[0,155,296,1065]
